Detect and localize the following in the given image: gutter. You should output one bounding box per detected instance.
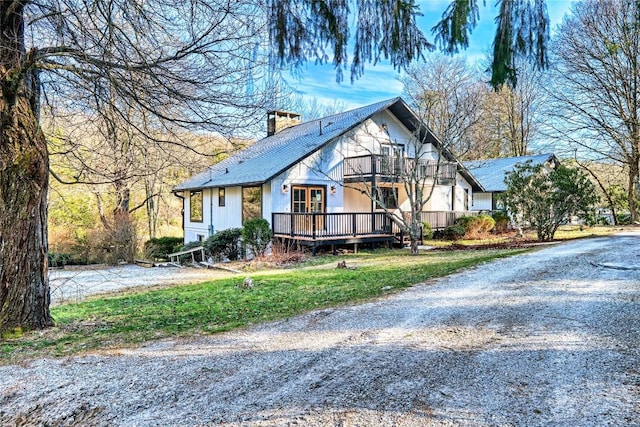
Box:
[173,191,186,241]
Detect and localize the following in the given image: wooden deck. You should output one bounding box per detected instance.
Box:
[271,212,398,254]
[271,210,480,254]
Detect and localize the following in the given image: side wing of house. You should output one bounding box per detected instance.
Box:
[180,184,274,244]
[464,154,558,214]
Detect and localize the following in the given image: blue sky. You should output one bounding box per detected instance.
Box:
[285,0,574,109]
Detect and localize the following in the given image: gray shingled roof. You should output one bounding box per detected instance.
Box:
[463,154,557,192]
[174,97,483,192]
[174,98,403,191]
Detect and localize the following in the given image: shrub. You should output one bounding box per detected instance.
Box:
[455,215,475,233]
[421,222,433,240]
[476,214,496,234]
[204,228,242,261]
[48,252,71,268]
[492,211,510,233]
[616,213,631,225]
[242,218,272,258]
[143,237,184,260]
[503,163,598,241]
[441,224,465,240]
[455,215,495,239]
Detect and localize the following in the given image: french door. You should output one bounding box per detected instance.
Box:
[292,186,325,233]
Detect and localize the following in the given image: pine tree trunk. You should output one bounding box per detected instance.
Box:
[0,3,53,332]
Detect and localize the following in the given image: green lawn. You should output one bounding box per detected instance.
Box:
[0,248,527,363]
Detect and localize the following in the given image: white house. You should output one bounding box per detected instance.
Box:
[173,98,484,252]
[464,154,559,211]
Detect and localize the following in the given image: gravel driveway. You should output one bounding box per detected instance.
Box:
[1,231,639,426]
[49,264,232,306]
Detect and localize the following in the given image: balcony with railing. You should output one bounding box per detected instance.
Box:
[343,155,457,183]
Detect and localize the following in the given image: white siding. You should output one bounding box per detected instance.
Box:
[182,190,209,244]
[212,186,243,231]
[262,182,272,224]
[453,174,473,211]
[472,193,493,211]
[182,186,246,243]
[270,113,446,215]
[427,186,453,211]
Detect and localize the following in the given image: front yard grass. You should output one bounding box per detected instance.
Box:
[1,248,527,363]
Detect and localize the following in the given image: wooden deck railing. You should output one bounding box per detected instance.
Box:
[343,155,457,182]
[420,211,478,230]
[272,210,481,241]
[272,212,393,240]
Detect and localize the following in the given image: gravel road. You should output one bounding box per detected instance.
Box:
[1,231,639,426]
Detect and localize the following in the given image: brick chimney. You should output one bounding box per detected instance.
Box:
[267,110,302,136]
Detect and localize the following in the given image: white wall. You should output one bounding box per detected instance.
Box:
[427,185,452,211]
[453,175,473,211]
[212,186,243,231]
[472,192,493,211]
[182,185,250,243]
[181,190,209,243]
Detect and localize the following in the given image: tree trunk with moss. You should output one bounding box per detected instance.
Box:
[0,3,53,332]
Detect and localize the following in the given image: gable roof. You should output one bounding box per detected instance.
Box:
[463,154,558,192]
[174,97,483,192]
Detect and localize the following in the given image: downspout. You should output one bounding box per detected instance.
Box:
[209,187,214,237]
[173,191,185,241]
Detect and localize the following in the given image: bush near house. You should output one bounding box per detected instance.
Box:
[143,237,184,260]
[421,222,433,240]
[438,224,466,240]
[491,211,510,233]
[242,218,273,258]
[502,163,598,241]
[203,228,243,261]
[455,214,495,239]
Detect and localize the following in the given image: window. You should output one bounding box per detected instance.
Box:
[376,187,398,209]
[196,234,205,242]
[292,186,325,213]
[380,144,404,175]
[464,188,469,211]
[190,190,203,222]
[218,188,225,207]
[242,186,262,223]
